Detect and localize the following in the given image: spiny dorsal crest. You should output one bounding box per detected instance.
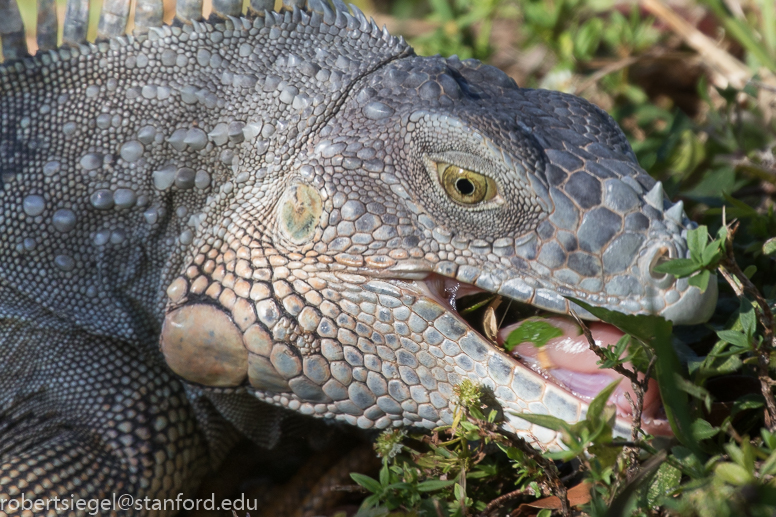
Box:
[0,0,407,65]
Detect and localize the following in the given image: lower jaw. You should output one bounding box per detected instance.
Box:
[414,274,672,437]
[514,354,672,436]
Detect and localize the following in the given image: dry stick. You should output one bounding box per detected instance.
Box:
[639,0,752,90]
[640,0,776,121]
[433,498,445,517]
[731,158,776,185]
[478,487,533,517]
[574,55,641,95]
[718,220,776,431]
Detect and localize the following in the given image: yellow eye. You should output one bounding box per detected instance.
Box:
[437,163,498,205]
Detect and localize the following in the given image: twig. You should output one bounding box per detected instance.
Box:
[574,55,641,95]
[570,311,638,384]
[477,487,533,517]
[433,498,445,517]
[718,220,776,431]
[468,415,570,516]
[730,157,776,185]
[570,311,653,485]
[639,0,751,89]
[331,484,369,493]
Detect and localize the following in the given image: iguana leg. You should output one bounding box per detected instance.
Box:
[0,322,209,515]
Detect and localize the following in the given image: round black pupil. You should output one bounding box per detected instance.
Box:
[455,178,475,195]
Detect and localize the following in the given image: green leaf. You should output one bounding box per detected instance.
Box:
[545,448,584,462]
[360,493,381,509]
[503,319,564,351]
[762,428,776,450]
[739,299,757,338]
[459,294,498,314]
[687,225,708,256]
[676,376,713,412]
[537,510,552,517]
[645,462,682,507]
[701,0,776,70]
[722,193,760,219]
[716,330,752,350]
[652,257,700,277]
[351,473,383,494]
[672,446,707,479]
[690,418,720,440]
[454,483,465,501]
[714,462,754,485]
[760,449,776,477]
[379,463,390,487]
[763,236,776,256]
[416,479,456,492]
[568,298,703,457]
[687,269,711,292]
[514,412,571,433]
[587,378,622,424]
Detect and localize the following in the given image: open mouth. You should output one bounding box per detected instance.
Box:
[414,273,671,436]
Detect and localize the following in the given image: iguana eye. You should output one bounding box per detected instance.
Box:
[437,162,497,205]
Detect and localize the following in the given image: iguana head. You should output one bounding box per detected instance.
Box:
[159,9,717,448]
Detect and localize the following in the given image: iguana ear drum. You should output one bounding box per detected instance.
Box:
[277,183,322,245]
[160,304,248,387]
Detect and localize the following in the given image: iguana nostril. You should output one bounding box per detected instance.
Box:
[649,246,671,280]
[642,244,677,290]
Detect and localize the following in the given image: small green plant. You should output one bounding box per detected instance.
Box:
[351,380,558,516]
[653,225,726,292]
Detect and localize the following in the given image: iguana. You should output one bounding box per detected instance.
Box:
[0,0,717,513]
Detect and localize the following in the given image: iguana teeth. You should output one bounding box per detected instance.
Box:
[645,180,665,209]
[665,200,685,224]
[321,1,335,24]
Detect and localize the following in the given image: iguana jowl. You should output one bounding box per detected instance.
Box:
[0,0,717,512]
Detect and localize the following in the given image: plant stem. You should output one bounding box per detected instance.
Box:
[719,220,776,431]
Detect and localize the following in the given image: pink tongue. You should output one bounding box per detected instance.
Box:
[499,317,627,375]
[498,316,666,434]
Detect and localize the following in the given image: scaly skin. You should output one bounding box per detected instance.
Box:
[0,2,717,514]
